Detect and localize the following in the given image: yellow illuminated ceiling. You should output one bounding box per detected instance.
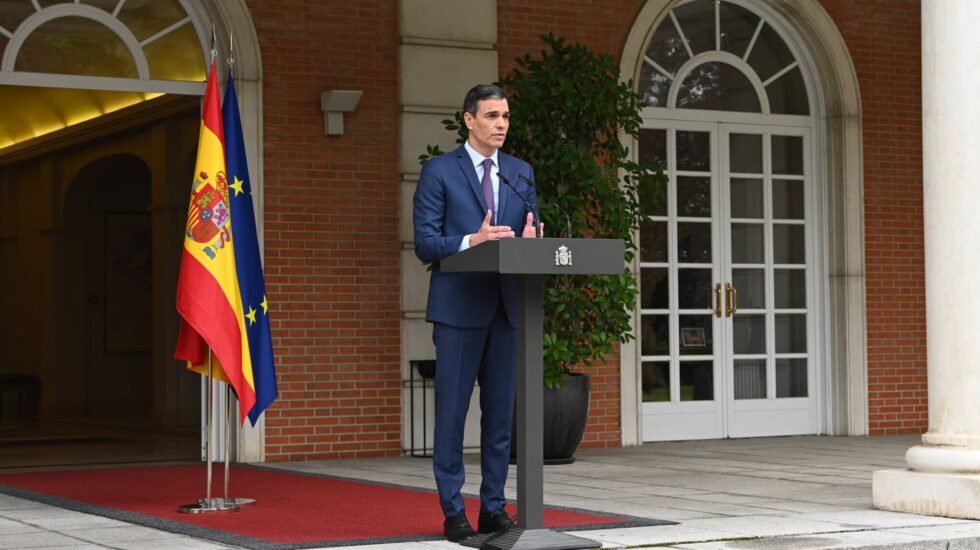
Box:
[0,0,206,151]
[0,86,163,149]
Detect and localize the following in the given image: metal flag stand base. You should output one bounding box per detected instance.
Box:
[177,499,240,514]
[177,350,244,514]
[220,384,256,507]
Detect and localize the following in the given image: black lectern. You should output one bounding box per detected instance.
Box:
[442,238,625,550]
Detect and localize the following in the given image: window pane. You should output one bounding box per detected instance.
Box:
[679,360,713,401]
[644,12,689,76]
[677,222,711,263]
[642,361,670,402]
[730,178,763,219]
[678,268,712,309]
[775,314,807,353]
[0,2,35,33]
[143,21,206,82]
[83,0,123,11]
[772,135,804,175]
[17,17,138,77]
[773,224,804,264]
[677,176,711,217]
[776,358,808,398]
[767,66,810,115]
[677,62,760,113]
[732,268,764,309]
[640,128,667,167]
[639,129,668,216]
[746,23,796,82]
[719,1,760,58]
[118,0,187,42]
[734,359,766,399]
[673,0,716,56]
[641,314,670,356]
[676,131,710,171]
[639,61,671,108]
[730,223,764,263]
[774,269,806,309]
[640,221,668,262]
[773,179,804,219]
[730,133,762,174]
[733,314,765,354]
[679,314,712,356]
[641,268,669,309]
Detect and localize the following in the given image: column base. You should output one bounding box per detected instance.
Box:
[873,468,980,520]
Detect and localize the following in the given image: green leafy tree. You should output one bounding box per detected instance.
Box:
[421,34,665,388]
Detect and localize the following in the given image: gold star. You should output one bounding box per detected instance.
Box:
[261,295,269,315]
[245,306,257,325]
[230,176,245,196]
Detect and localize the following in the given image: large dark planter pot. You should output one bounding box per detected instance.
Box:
[510,373,591,465]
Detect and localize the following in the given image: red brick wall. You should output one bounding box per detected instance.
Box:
[819,0,926,434]
[248,0,403,461]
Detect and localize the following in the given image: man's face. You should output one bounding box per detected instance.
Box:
[464,98,509,157]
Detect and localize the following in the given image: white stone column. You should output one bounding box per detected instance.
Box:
[398,0,498,453]
[873,0,980,519]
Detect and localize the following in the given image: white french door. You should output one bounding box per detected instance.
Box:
[638,121,817,441]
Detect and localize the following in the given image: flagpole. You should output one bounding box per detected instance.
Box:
[178,350,239,513]
[222,382,256,506]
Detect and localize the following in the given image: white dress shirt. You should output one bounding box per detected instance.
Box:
[458,142,500,251]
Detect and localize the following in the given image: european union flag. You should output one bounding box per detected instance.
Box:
[223,71,278,425]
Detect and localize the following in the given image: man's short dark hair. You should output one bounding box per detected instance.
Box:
[463,84,507,116]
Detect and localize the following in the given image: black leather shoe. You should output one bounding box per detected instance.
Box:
[478,507,516,534]
[443,511,476,542]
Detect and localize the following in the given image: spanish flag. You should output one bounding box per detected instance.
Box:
[174,60,256,423]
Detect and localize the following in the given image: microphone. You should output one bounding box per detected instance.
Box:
[498,173,541,238]
[519,174,572,238]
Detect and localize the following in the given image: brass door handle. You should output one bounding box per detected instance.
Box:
[714,283,722,318]
[725,283,737,317]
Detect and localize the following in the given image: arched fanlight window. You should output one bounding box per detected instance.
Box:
[639,0,809,115]
[1,0,205,81]
[0,0,207,149]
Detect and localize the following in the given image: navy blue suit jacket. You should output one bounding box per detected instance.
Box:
[413,145,538,328]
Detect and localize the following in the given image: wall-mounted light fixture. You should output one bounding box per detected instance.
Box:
[320,90,362,136]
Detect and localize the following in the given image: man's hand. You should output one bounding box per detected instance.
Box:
[522,212,544,238]
[470,210,515,246]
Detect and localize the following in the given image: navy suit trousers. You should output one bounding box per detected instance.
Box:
[431,301,516,517]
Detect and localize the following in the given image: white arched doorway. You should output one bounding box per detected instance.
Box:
[618,0,866,444]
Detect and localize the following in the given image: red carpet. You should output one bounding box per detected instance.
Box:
[0,464,668,549]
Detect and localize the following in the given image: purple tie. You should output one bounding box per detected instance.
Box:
[481,158,495,217]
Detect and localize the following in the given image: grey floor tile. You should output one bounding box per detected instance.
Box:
[0,532,87,549]
[18,515,130,531]
[797,509,972,528]
[0,517,40,535]
[64,525,185,544]
[110,537,240,549]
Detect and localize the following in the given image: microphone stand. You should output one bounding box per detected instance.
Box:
[518,175,573,238]
[498,173,541,238]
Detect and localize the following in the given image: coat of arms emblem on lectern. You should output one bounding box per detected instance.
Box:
[554,244,573,266]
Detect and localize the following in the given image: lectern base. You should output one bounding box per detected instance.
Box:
[461,528,599,550]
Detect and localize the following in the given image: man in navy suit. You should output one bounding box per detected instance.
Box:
[413,84,542,542]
